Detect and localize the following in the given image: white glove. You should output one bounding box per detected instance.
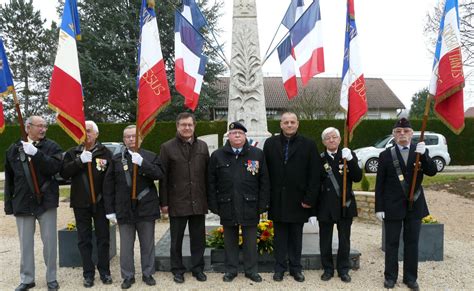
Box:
[131,152,143,166]
[341,148,353,161]
[80,150,92,163]
[21,141,38,156]
[415,142,426,155]
[106,213,117,224]
[308,216,317,226]
[375,211,385,222]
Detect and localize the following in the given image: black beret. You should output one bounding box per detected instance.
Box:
[393,117,412,129]
[228,121,247,132]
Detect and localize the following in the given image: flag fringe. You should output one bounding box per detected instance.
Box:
[48,101,86,144]
[138,99,170,141]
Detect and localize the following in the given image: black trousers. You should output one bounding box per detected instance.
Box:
[273,222,304,274]
[169,215,205,275]
[318,217,352,275]
[223,225,257,274]
[384,215,421,283]
[73,204,110,279]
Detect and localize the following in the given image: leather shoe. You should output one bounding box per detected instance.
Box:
[15,283,35,291]
[404,281,419,291]
[100,275,113,285]
[83,277,94,288]
[321,272,333,281]
[340,273,351,283]
[223,273,237,282]
[273,272,284,281]
[384,279,395,289]
[192,272,207,282]
[121,278,135,289]
[142,275,156,286]
[245,273,262,283]
[290,272,305,282]
[173,273,185,283]
[47,280,59,291]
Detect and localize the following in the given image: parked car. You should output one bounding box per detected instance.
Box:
[354,131,450,173]
[56,142,124,185]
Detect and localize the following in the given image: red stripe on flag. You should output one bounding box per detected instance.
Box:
[175,58,199,111]
[283,76,298,100]
[347,74,367,137]
[48,66,85,143]
[300,47,325,85]
[0,101,5,134]
[138,59,171,138]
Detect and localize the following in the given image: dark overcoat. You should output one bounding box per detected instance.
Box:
[159,134,209,217]
[316,149,362,221]
[207,140,270,226]
[4,138,62,216]
[60,142,112,208]
[263,133,321,223]
[375,144,437,220]
[103,148,164,224]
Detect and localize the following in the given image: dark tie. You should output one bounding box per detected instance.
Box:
[330,153,336,159]
[402,146,409,150]
[234,149,240,155]
[283,140,289,163]
[32,141,38,146]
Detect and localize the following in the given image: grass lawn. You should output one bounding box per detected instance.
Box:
[344,173,474,192]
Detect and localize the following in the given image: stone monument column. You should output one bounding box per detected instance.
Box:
[227,0,271,147]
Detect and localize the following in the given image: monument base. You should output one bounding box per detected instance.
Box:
[155,226,361,272]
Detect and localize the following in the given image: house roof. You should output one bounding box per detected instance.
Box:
[212,77,405,110]
[465,107,474,117]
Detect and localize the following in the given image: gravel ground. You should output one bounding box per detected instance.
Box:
[0,189,473,290]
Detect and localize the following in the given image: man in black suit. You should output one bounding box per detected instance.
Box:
[263,112,320,282]
[317,127,362,283]
[375,118,437,291]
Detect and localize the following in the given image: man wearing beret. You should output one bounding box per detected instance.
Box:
[208,121,270,283]
[375,118,437,291]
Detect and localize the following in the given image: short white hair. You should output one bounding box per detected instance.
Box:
[86,120,99,133]
[321,127,340,140]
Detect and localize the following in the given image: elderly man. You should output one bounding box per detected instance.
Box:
[317,127,362,283]
[208,121,270,283]
[159,112,209,283]
[263,112,320,282]
[375,118,437,291]
[4,116,62,291]
[60,121,113,287]
[103,125,164,289]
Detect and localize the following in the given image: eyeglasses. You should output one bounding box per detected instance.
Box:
[29,123,48,129]
[228,131,245,136]
[123,135,136,139]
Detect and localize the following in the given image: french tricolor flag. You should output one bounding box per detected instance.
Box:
[289,0,324,86]
[48,0,85,144]
[340,0,367,141]
[137,0,171,140]
[278,0,304,99]
[174,0,208,111]
[277,36,298,99]
[429,0,465,134]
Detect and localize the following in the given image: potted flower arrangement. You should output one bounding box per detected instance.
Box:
[382,214,444,261]
[58,221,117,267]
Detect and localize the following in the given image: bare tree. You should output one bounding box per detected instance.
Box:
[424,0,474,67]
[289,80,341,120]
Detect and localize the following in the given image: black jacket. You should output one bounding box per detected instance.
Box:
[60,142,113,208]
[4,138,62,216]
[207,140,270,226]
[375,144,437,220]
[317,149,362,221]
[263,133,321,223]
[103,148,164,224]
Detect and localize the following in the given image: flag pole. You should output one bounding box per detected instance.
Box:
[84,134,97,213]
[12,90,42,203]
[408,95,432,210]
[342,121,348,217]
[131,93,141,210]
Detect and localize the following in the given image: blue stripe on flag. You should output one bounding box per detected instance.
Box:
[290,0,321,47]
[0,37,14,95]
[60,0,81,38]
[277,36,293,63]
[176,12,205,57]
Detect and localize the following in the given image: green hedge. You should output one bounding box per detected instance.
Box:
[0,118,472,171]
